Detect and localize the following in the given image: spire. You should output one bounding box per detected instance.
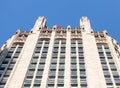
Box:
[80,16,93,33]
[32,16,46,31]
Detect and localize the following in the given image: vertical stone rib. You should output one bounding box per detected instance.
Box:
[40,29,55,88]
[82,32,106,88]
[5,31,40,88]
[64,29,71,88]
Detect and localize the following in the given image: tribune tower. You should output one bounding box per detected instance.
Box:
[0,16,120,88]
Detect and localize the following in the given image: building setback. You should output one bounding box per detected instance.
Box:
[0,16,120,88]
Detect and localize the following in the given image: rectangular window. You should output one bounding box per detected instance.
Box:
[24,76,33,83]
[71,69,77,75]
[47,84,54,88]
[48,76,55,84]
[58,76,64,84]
[58,69,64,76]
[36,69,43,76]
[71,76,77,84]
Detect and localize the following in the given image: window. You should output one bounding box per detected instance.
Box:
[71,63,77,69]
[59,58,65,63]
[78,47,83,52]
[9,47,15,52]
[31,58,38,63]
[99,52,104,57]
[80,69,86,76]
[52,53,58,58]
[71,84,78,87]
[79,59,84,63]
[71,76,77,84]
[1,76,8,83]
[79,63,85,69]
[48,76,55,84]
[51,58,57,63]
[60,53,65,56]
[34,76,42,83]
[36,69,43,76]
[35,47,41,53]
[28,69,35,75]
[58,69,64,76]
[61,40,66,44]
[53,47,59,52]
[16,47,22,52]
[37,41,43,44]
[61,47,66,52]
[24,76,33,83]
[71,58,76,63]
[49,69,56,76]
[6,52,12,58]
[43,47,48,52]
[48,84,54,88]
[41,53,47,57]
[59,63,64,69]
[80,76,86,82]
[106,83,113,86]
[0,84,4,88]
[38,63,45,69]
[58,76,64,83]
[81,84,87,88]
[98,48,103,52]
[71,69,77,75]
[33,84,40,88]
[71,53,76,57]
[106,52,112,57]
[79,52,83,57]
[57,84,64,88]
[71,47,76,51]
[23,84,31,88]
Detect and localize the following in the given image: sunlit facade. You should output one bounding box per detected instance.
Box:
[0,16,120,88]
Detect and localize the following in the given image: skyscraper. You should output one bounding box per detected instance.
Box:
[0,16,120,88]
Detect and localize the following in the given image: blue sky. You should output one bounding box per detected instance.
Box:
[0,0,120,47]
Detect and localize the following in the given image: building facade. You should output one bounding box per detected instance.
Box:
[0,16,120,88]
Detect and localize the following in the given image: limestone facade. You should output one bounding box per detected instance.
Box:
[0,16,120,88]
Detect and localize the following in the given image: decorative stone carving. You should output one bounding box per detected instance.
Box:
[94,32,107,43]
[14,32,29,44]
[40,29,52,38]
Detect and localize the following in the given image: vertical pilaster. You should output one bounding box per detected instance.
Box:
[0,30,21,64]
[5,30,40,88]
[82,31,106,88]
[107,36,120,75]
[76,40,81,88]
[54,40,61,88]
[40,29,55,88]
[64,29,71,88]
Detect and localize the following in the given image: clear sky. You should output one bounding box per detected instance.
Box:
[0,0,120,47]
